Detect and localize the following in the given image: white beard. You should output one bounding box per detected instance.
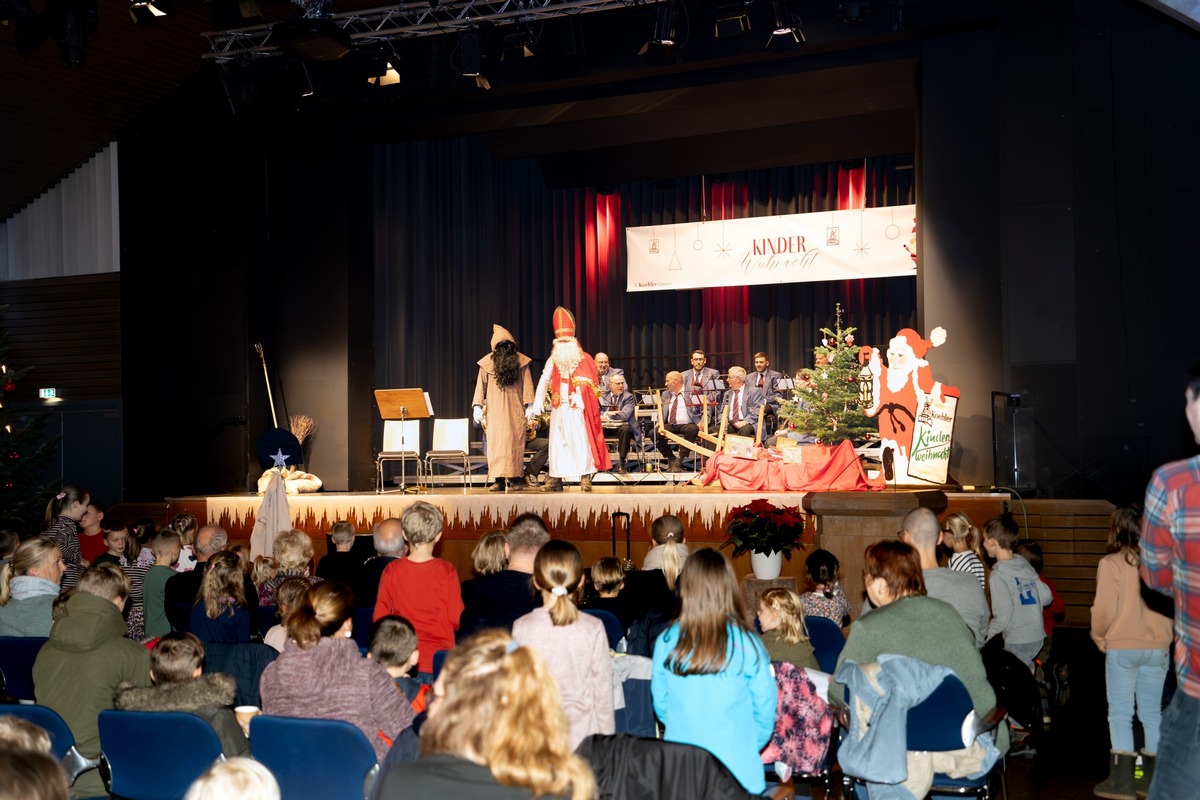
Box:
[551,338,583,375]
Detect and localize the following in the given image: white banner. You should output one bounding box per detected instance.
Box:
[625,205,916,292]
[906,393,957,485]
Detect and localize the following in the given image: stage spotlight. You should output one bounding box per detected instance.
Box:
[500,26,535,61]
[128,0,173,24]
[836,0,869,23]
[768,0,804,44]
[713,1,750,38]
[459,27,482,75]
[274,16,352,61]
[638,1,677,55]
[50,0,96,68]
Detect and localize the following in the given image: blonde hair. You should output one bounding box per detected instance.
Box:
[0,747,68,800]
[759,588,809,645]
[201,551,247,619]
[422,630,595,800]
[590,557,625,594]
[942,511,985,561]
[273,577,311,621]
[171,513,199,545]
[401,501,443,545]
[252,556,278,587]
[667,548,756,676]
[227,544,251,575]
[286,580,353,650]
[0,538,60,605]
[76,562,130,603]
[272,529,314,572]
[183,757,280,800]
[471,530,508,576]
[0,715,52,753]
[533,540,583,627]
[43,485,88,528]
[651,514,685,590]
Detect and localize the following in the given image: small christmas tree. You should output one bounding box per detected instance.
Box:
[777,304,876,444]
[0,305,60,533]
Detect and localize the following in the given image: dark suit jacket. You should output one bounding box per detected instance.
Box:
[601,390,643,445]
[750,368,785,408]
[718,385,768,428]
[660,389,700,426]
[681,367,722,407]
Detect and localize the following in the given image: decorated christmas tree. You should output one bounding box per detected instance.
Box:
[0,306,60,533]
[776,304,876,445]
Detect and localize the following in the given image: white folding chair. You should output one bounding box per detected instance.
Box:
[376,419,422,493]
[424,418,472,489]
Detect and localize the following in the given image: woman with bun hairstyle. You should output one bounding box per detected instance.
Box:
[259,580,413,761]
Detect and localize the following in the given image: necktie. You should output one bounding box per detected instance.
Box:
[670,395,679,425]
[731,391,741,423]
[757,374,764,388]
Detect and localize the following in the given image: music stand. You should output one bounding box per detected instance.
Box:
[375,389,433,494]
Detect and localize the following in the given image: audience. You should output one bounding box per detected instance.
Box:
[252,556,278,589]
[260,580,414,762]
[368,615,425,710]
[142,530,183,640]
[184,758,280,800]
[263,577,311,652]
[92,520,131,567]
[374,502,463,681]
[371,629,595,800]
[114,632,249,757]
[0,714,52,752]
[355,517,407,608]
[0,529,16,561]
[757,587,818,671]
[583,556,637,632]
[76,501,107,565]
[644,513,689,586]
[942,510,988,592]
[32,563,151,799]
[315,521,366,586]
[982,513,1052,667]
[0,537,64,637]
[651,547,776,794]
[170,513,200,573]
[0,747,69,800]
[191,550,254,643]
[899,507,989,648]
[165,525,260,618]
[800,548,852,628]
[258,528,321,607]
[39,485,90,589]
[458,513,547,637]
[512,540,614,749]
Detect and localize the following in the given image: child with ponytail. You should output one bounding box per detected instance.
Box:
[512,540,614,749]
[645,514,688,591]
[40,486,90,589]
[943,510,988,592]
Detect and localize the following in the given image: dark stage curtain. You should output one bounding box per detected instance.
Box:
[375,138,915,429]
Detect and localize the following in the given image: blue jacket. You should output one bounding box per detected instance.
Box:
[601,390,643,446]
[661,389,701,426]
[682,367,723,406]
[651,623,776,793]
[718,385,769,428]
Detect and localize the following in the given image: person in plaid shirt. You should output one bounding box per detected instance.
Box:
[1140,359,1200,800]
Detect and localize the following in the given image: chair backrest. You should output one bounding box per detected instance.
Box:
[98,710,224,800]
[905,673,977,752]
[0,635,48,701]
[1,704,100,787]
[429,418,469,454]
[251,715,379,800]
[583,608,626,650]
[381,420,421,456]
[1,703,75,758]
[805,616,845,674]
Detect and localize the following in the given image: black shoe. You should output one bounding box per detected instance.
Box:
[666,460,684,473]
[488,479,505,492]
[542,477,564,492]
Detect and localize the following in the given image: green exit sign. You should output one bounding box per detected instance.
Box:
[38,388,56,399]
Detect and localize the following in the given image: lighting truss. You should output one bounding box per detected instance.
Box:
[201,0,630,61]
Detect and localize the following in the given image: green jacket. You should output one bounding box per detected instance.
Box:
[33,591,151,798]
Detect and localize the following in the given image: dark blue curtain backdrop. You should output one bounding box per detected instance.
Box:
[375,137,916,428]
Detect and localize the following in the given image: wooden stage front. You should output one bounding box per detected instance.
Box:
[148,486,1113,627]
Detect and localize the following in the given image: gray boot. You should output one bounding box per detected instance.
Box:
[1095,750,1136,800]
[1135,751,1154,799]
[541,476,563,492]
[581,473,593,492]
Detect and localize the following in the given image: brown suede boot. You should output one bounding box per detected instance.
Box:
[580,473,593,492]
[1094,750,1136,800]
[1135,751,1154,799]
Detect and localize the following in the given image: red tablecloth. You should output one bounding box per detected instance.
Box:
[698,440,884,492]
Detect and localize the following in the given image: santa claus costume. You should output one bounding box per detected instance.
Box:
[528,307,612,491]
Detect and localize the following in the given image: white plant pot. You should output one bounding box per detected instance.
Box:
[750,550,783,580]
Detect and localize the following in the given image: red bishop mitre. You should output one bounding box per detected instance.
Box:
[553,306,576,338]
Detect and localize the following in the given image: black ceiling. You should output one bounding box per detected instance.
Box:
[0,0,999,220]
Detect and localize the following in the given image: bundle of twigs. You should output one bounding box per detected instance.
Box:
[289,414,318,444]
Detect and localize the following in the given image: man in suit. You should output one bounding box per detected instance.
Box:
[681,349,722,412]
[601,373,643,473]
[657,371,701,472]
[595,352,625,394]
[717,366,768,438]
[751,352,785,404]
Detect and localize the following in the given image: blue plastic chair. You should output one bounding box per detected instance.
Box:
[805,616,845,674]
[0,635,48,701]
[583,608,626,650]
[98,710,224,800]
[251,715,379,800]
[0,704,100,786]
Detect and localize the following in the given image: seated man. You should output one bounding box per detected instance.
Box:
[717,366,768,438]
[458,513,546,636]
[601,374,643,474]
[595,352,625,394]
[682,349,722,412]
[656,371,700,472]
[751,351,785,433]
[523,419,549,488]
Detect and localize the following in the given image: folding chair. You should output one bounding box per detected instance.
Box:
[0,635,47,701]
[376,419,421,493]
[98,710,224,800]
[1,704,99,786]
[251,715,380,800]
[423,418,472,488]
[805,616,845,675]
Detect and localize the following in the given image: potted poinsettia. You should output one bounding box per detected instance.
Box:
[722,499,808,579]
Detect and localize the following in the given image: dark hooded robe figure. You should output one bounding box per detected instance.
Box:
[472,324,535,491]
